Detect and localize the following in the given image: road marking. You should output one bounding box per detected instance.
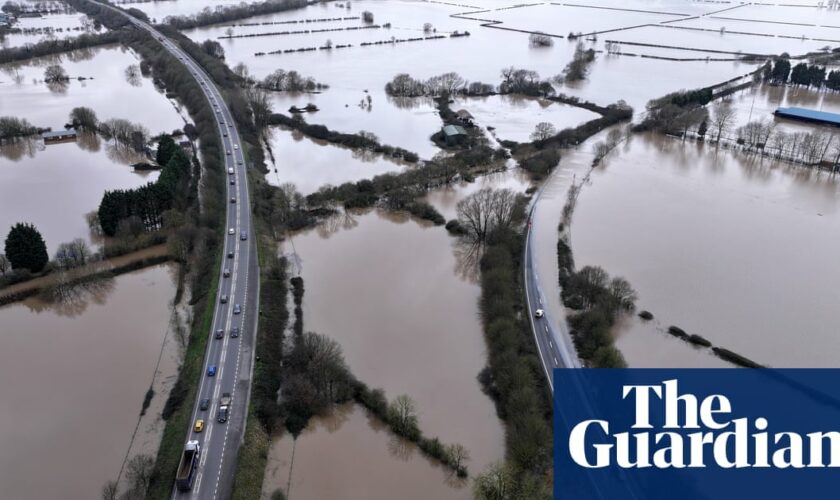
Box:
[544,325,548,333]
[554,356,559,365]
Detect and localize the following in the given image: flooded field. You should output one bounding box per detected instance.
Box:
[0,44,184,251]
[0,44,184,133]
[263,126,406,194]
[263,404,471,500]
[0,137,157,252]
[567,133,840,368]
[120,0,244,22]
[277,207,506,497]
[1,12,96,50]
[0,263,179,500]
[457,94,599,143]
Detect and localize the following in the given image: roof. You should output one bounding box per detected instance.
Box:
[455,109,474,119]
[42,129,77,139]
[774,107,840,126]
[443,124,467,136]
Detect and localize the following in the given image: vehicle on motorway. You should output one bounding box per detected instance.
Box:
[175,440,201,491]
[228,228,235,235]
[193,419,205,433]
[220,294,228,304]
[229,124,234,128]
[199,398,210,411]
[227,250,234,259]
[237,160,243,165]
[534,309,545,318]
[207,365,217,377]
[228,167,234,175]
[230,197,236,204]
[215,328,224,339]
[226,150,231,155]
[233,304,241,315]
[240,231,247,241]
[217,392,232,423]
[230,178,235,185]
[223,132,228,137]
[231,327,240,338]
[223,268,230,278]
[234,144,239,150]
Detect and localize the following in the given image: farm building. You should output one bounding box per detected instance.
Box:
[42,129,77,144]
[773,107,840,127]
[442,124,467,145]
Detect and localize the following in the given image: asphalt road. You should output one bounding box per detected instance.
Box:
[92,5,261,499]
[523,194,582,394]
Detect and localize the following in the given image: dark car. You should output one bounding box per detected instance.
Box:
[231,327,240,338]
[220,294,228,304]
[239,231,247,241]
[199,398,210,411]
[227,251,234,259]
[207,365,217,377]
[217,406,229,423]
[215,329,224,339]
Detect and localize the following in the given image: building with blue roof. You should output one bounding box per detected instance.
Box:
[773,107,840,127]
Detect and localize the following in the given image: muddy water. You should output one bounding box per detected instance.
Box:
[262,404,470,500]
[567,133,840,368]
[0,44,185,134]
[0,263,177,500]
[263,126,405,194]
[277,208,505,497]
[456,94,599,143]
[0,137,157,253]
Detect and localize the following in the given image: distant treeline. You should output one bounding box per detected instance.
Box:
[219,24,381,39]
[162,0,309,30]
[225,16,359,27]
[0,31,120,64]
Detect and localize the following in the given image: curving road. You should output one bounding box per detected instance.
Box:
[92,3,260,499]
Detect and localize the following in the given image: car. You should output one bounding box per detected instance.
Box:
[240,231,247,241]
[216,110,221,114]
[194,419,205,433]
[227,251,234,259]
[234,144,239,150]
[534,309,545,318]
[199,398,210,411]
[216,406,229,423]
[215,328,224,339]
[228,228,235,235]
[207,365,217,377]
[226,150,231,155]
[230,178,235,185]
[223,268,231,278]
[223,132,228,137]
[231,327,240,338]
[237,160,243,165]
[229,124,234,129]
[233,304,241,315]
[230,197,236,204]
[220,294,228,304]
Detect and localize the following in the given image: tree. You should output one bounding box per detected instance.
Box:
[100,481,118,500]
[697,118,708,138]
[388,394,418,437]
[710,101,736,142]
[473,461,515,500]
[54,238,92,270]
[563,42,596,82]
[362,10,373,23]
[423,22,433,33]
[5,223,49,273]
[446,443,470,471]
[0,253,8,274]
[456,188,518,244]
[530,122,556,141]
[529,32,553,47]
[69,107,98,130]
[43,64,67,82]
[156,134,177,166]
[245,87,272,130]
[233,61,249,80]
[125,454,155,493]
[201,39,225,59]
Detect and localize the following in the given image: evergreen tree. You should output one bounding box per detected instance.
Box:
[4,223,49,273]
[156,135,177,167]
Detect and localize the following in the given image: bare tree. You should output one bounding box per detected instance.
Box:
[54,238,92,270]
[388,394,418,436]
[711,101,736,143]
[125,454,155,494]
[245,87,272,130]
[473,461,515,500]
[530,122,556,141]
[446,443,470,471]
[455,188,518,245]
[100,480,118,500]
[43,63,67,82]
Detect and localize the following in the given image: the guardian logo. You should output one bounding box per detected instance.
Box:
[568,379,840,469]
[554,369,840,499]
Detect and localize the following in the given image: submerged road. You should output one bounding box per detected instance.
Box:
[93,3,260,499]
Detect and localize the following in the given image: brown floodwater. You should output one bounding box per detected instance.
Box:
[566,132,840,368]
[277,207,506,497]
[0,263,178,500]
[262,404,472,500]
[263,126,406,194]
[0,137,158,253]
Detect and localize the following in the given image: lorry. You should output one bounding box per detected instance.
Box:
[217,392,232,423]
[175,440,201,491]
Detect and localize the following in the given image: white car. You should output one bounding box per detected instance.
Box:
[233,144,239,150]
[228,228,235,235]
[534,309,545,318]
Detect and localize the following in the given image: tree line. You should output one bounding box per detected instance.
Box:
[161,0,308,30]
[97,136,191,236]
[761,57,840,90]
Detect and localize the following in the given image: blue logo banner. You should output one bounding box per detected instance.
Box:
[554,369,840,500]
